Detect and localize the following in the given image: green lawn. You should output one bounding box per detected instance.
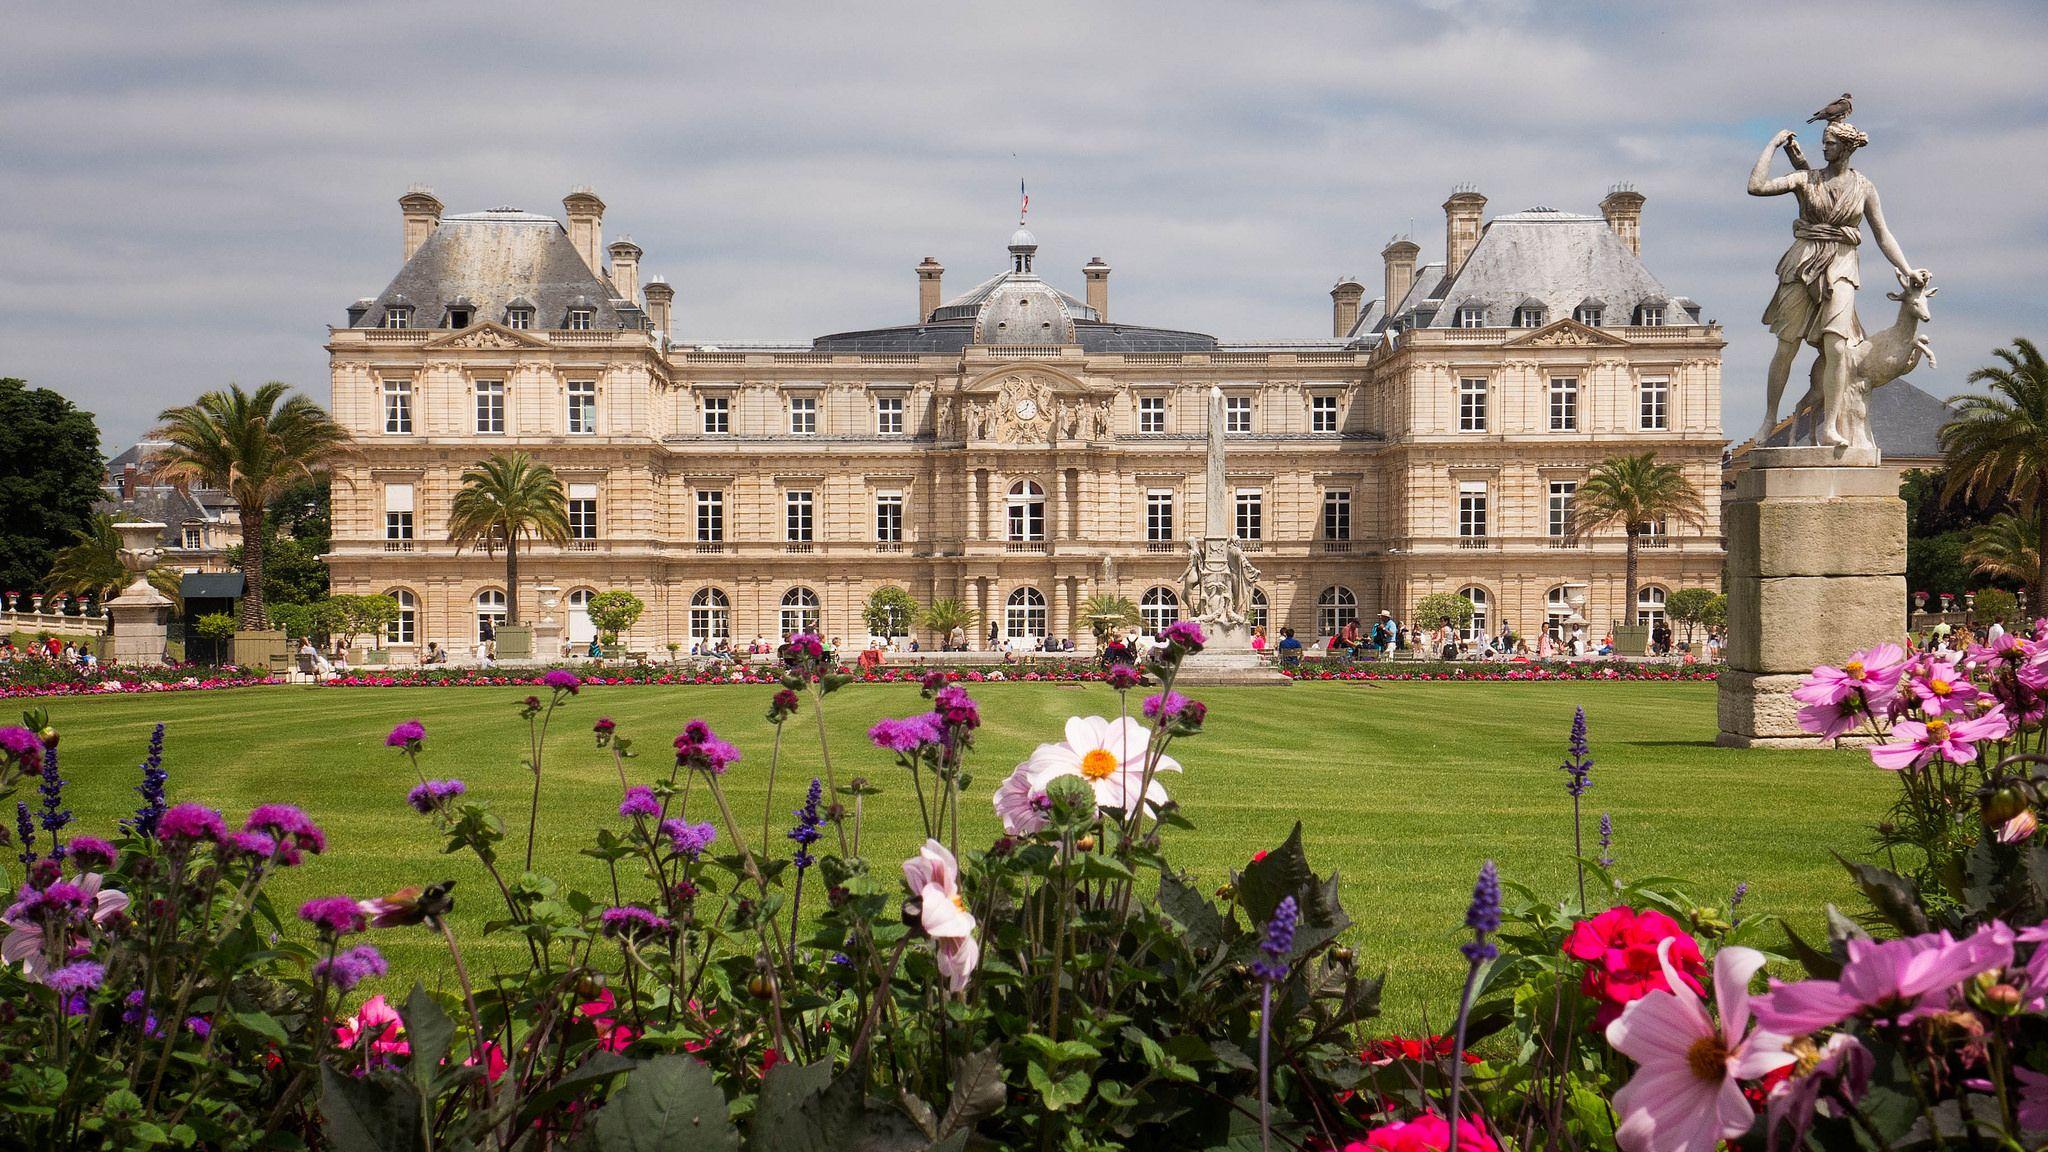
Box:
[25,680,1889,1027]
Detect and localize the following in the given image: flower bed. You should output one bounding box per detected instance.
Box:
[0,664,279,699]
[1285,657,1718,682]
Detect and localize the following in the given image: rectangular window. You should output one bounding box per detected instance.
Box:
[1515,307,1544,328]
[1457,306,1486,328]
[180,526,202,549]
[785,491,814,542]
[874,491,904,542]
[1458,481,1488,538]
[789,395,817,436]
[1310,394,1339,433]
[1234,488,1263,541]
[875,395,904,436]
[567,483,598,540]
[506,309,532,330]
[1548,480,1578,537]
[1138,395,1166,434]
[1458,378,1487,432]
[1573,305,1603,328]
[382,380,413,434]
[701,395,729,435]
[567,380,596,434]
[567,309,593,331]
[446,307,471,329]
[1639,376,1670,431]
[1548,377,1579,432]
[695,491,724,542]
[384,482,414,542]
[1322,489,1351,540]
[1637,305,1665,327]
[475,380,505,434]
[1225,395,1252,434]
[382,307,411,330]
[1145,490,1175,542]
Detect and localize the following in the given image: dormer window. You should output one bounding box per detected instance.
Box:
[1514,305,1545,328]
[383,307,412,330]
[1456,306,1486,328]
[567,309,593,331]
[1573,305,1604,327]
[1634,304,1665,327]
[445,307,471,329]
[506,308,531,330]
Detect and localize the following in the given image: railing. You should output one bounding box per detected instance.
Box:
[784,542,814,554]
[695,542,726,554]
[0,608,107,636]
[1146,540,1177,553]
[362,330,431,345]
[1639,537,1671,549]
[1005,541,1049,554]
[1456,537,1493,550]
[875,541,904,553]
[1237,539,1264,552]
[383,539,415,553]
[984,347,1065,358]
[1321,540,1354,554]
[1546,538,1581,550]
[1121,353,1184,365]
[567,540,599,552]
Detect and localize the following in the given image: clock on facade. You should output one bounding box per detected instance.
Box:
[1015,398,1038,421]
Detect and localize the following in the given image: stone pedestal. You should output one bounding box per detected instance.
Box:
[1177,621,1290,686]
[107,521,171,667]
[1717,451,1905,747]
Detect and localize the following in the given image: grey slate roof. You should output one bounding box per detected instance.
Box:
[93,488,214,549]
[180,573,244,600]
[351,210,637,331]
[1761,378,1955,459]
[1418,209,1677,329]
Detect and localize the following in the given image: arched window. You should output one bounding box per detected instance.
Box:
[780,587,821,639]
[1250,587,1268,634]
[475,589,507,644]
[1636,585,1668,628]
[1140,586,1180,634]
[566,587,596,645]
[1007,480,1045,542]
[1316,586,1356,638]
[385,589,416,645]
[1005,587,1047,639]
[1545,584,1575,641]
[1458,585,1490,643]
[690,588,731,644]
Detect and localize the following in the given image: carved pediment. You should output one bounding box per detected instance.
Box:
[1505,319,1630,348]
[423,323,552,351]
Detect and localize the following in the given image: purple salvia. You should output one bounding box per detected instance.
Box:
[128,723,168,837]
[15,801,34,868]
[1460,860,1500,964]
[1598,812,1614,868]
[1560,706,1593,797]
[1253,896,1299,982]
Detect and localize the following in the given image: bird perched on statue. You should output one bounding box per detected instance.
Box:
[1807,93,1853,124]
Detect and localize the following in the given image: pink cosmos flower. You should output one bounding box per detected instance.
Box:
[992,765,1047,836]
[1342,1112,1500,1152]
[1905,661,1982,716]
[1764,1033,1872,1151]
[1605,941,1794,1152]
[1012,716,1180,817]
[577,987,639,1052]
[0,873,127,979]
[903,839,978,993]
[1792,644,1908,710]
[334,993,410,1058]
[1998,809,2039,845]
[2017,1067,2048,1131]
[1750,922,2014,1034]
[1868,706,2010,771]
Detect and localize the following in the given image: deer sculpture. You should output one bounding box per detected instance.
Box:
[1790,269,1936,451]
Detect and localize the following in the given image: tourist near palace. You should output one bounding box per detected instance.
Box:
[324,184,1725,655]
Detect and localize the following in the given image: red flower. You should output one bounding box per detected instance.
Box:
[1562,906,1706,1027]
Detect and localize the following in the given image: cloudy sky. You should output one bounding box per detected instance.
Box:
[4,1,2044,448]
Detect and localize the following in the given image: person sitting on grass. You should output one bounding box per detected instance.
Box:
[1275,626,1303,667]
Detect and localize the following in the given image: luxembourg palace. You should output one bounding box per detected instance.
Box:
[325,184,1725,654]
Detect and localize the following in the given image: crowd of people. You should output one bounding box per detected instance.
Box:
[0,634,100,670]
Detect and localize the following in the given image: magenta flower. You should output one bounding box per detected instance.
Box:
[1792,644,1907,711]
[1750,922,2014,1034]
[0,726,44,775]
[1104,663,1143,691]
[618,785,660,819]
[1160,620,1206,651]
[600,905,673,939]
[156,803,225,846]
[406,779,466,814]
[46,959,106,995]
[869,714,944,754]
[386,720,425,749]
[1904,660,1982,716]
[223,830,279,860]
[934,686,980,731]
[298,895,368,938]
[660,819,717,858]
[245,804,326,861]
[673,721,740,775]
[313,944,387,992]
[1868,706,2011,771]
[65,837,116,871]
[542,669,581,694]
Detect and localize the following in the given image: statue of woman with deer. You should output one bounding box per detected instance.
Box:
[1748,115,1934,454]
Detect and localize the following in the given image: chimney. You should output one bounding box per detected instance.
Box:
[916,256,944,320]
[1443,186,1488,277]
[1380,237,1421,317]
[398,185,443,262]
[643,277,674,338]
[1083,256,1111,321]
[121,463,137,499]
[1600,184,1646,256]
[1329,278,1365,337]
[608,237,642,305]
[562,187,606,276]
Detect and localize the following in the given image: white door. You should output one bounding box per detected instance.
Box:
[567,589,595,645]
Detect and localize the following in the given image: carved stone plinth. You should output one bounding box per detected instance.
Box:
[1177,622,1289,686]
[1716,461,1905,748]
[107,521,170,667]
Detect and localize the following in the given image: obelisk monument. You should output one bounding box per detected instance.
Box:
[1177,387,1286,684]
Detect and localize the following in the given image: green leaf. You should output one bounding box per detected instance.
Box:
[749,1058,865,1152]
[1157,871,1229,951]
[1025,1062,1091,1112]
[936,1047,1005,1140]
[398,983,455,1102]
[1237,822,1312,925]
[318,1064,424,1152]
[1836,855,1929,935]
[592,1054,739,1152]
[1780,922,1843,981]
[234,1010,290,1046]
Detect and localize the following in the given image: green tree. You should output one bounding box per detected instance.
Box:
[586,590,646,647]
[45,513,183,605]
[1411,592,1475,631]
[192,612,237,665]
[1909,532,1973,604]
[1078,594,1142,642]
[861,586,919,638]
[446,452,569,625]
[327,593,400,651]
[1942,338,2048,611]
[150,383,352,629]
[1963,511,2039,588]
[1664,587,1720,644]
[1570,452,1707,623]
[225,476,335,609]
[268,601,333,646]
[0,378,104,597]
[1702,593,1728,632]
[1975,588,2019,624]
[919,597,979,643]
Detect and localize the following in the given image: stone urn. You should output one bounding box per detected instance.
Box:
[108,521,172,665]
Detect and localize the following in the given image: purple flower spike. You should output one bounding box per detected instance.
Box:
[1461,861,1500,963]
[1253,896,1299,982]
[1560,706,1593,798]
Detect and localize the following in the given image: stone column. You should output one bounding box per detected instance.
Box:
[1717,450,1906,747]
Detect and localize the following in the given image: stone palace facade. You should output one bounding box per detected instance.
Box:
[325,185,1724,654]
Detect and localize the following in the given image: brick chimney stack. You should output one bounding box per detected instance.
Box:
[563,188,606,276]
[1329,278,1365,338]
[399,185,443,262]
[1083,257,1111,321]
[1443,186,1487,277]
[1600,184,1646,256]
[916,257,944,320]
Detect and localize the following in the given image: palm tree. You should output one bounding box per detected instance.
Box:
[151,383,352,629]
[1942,339,2048,611]
[919,598,980,647]
[1079,593,1142,642]
[1963,511,2040,587]
[447,452,568,624]
[1570,451,1707,625]
[45,513,183,605]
